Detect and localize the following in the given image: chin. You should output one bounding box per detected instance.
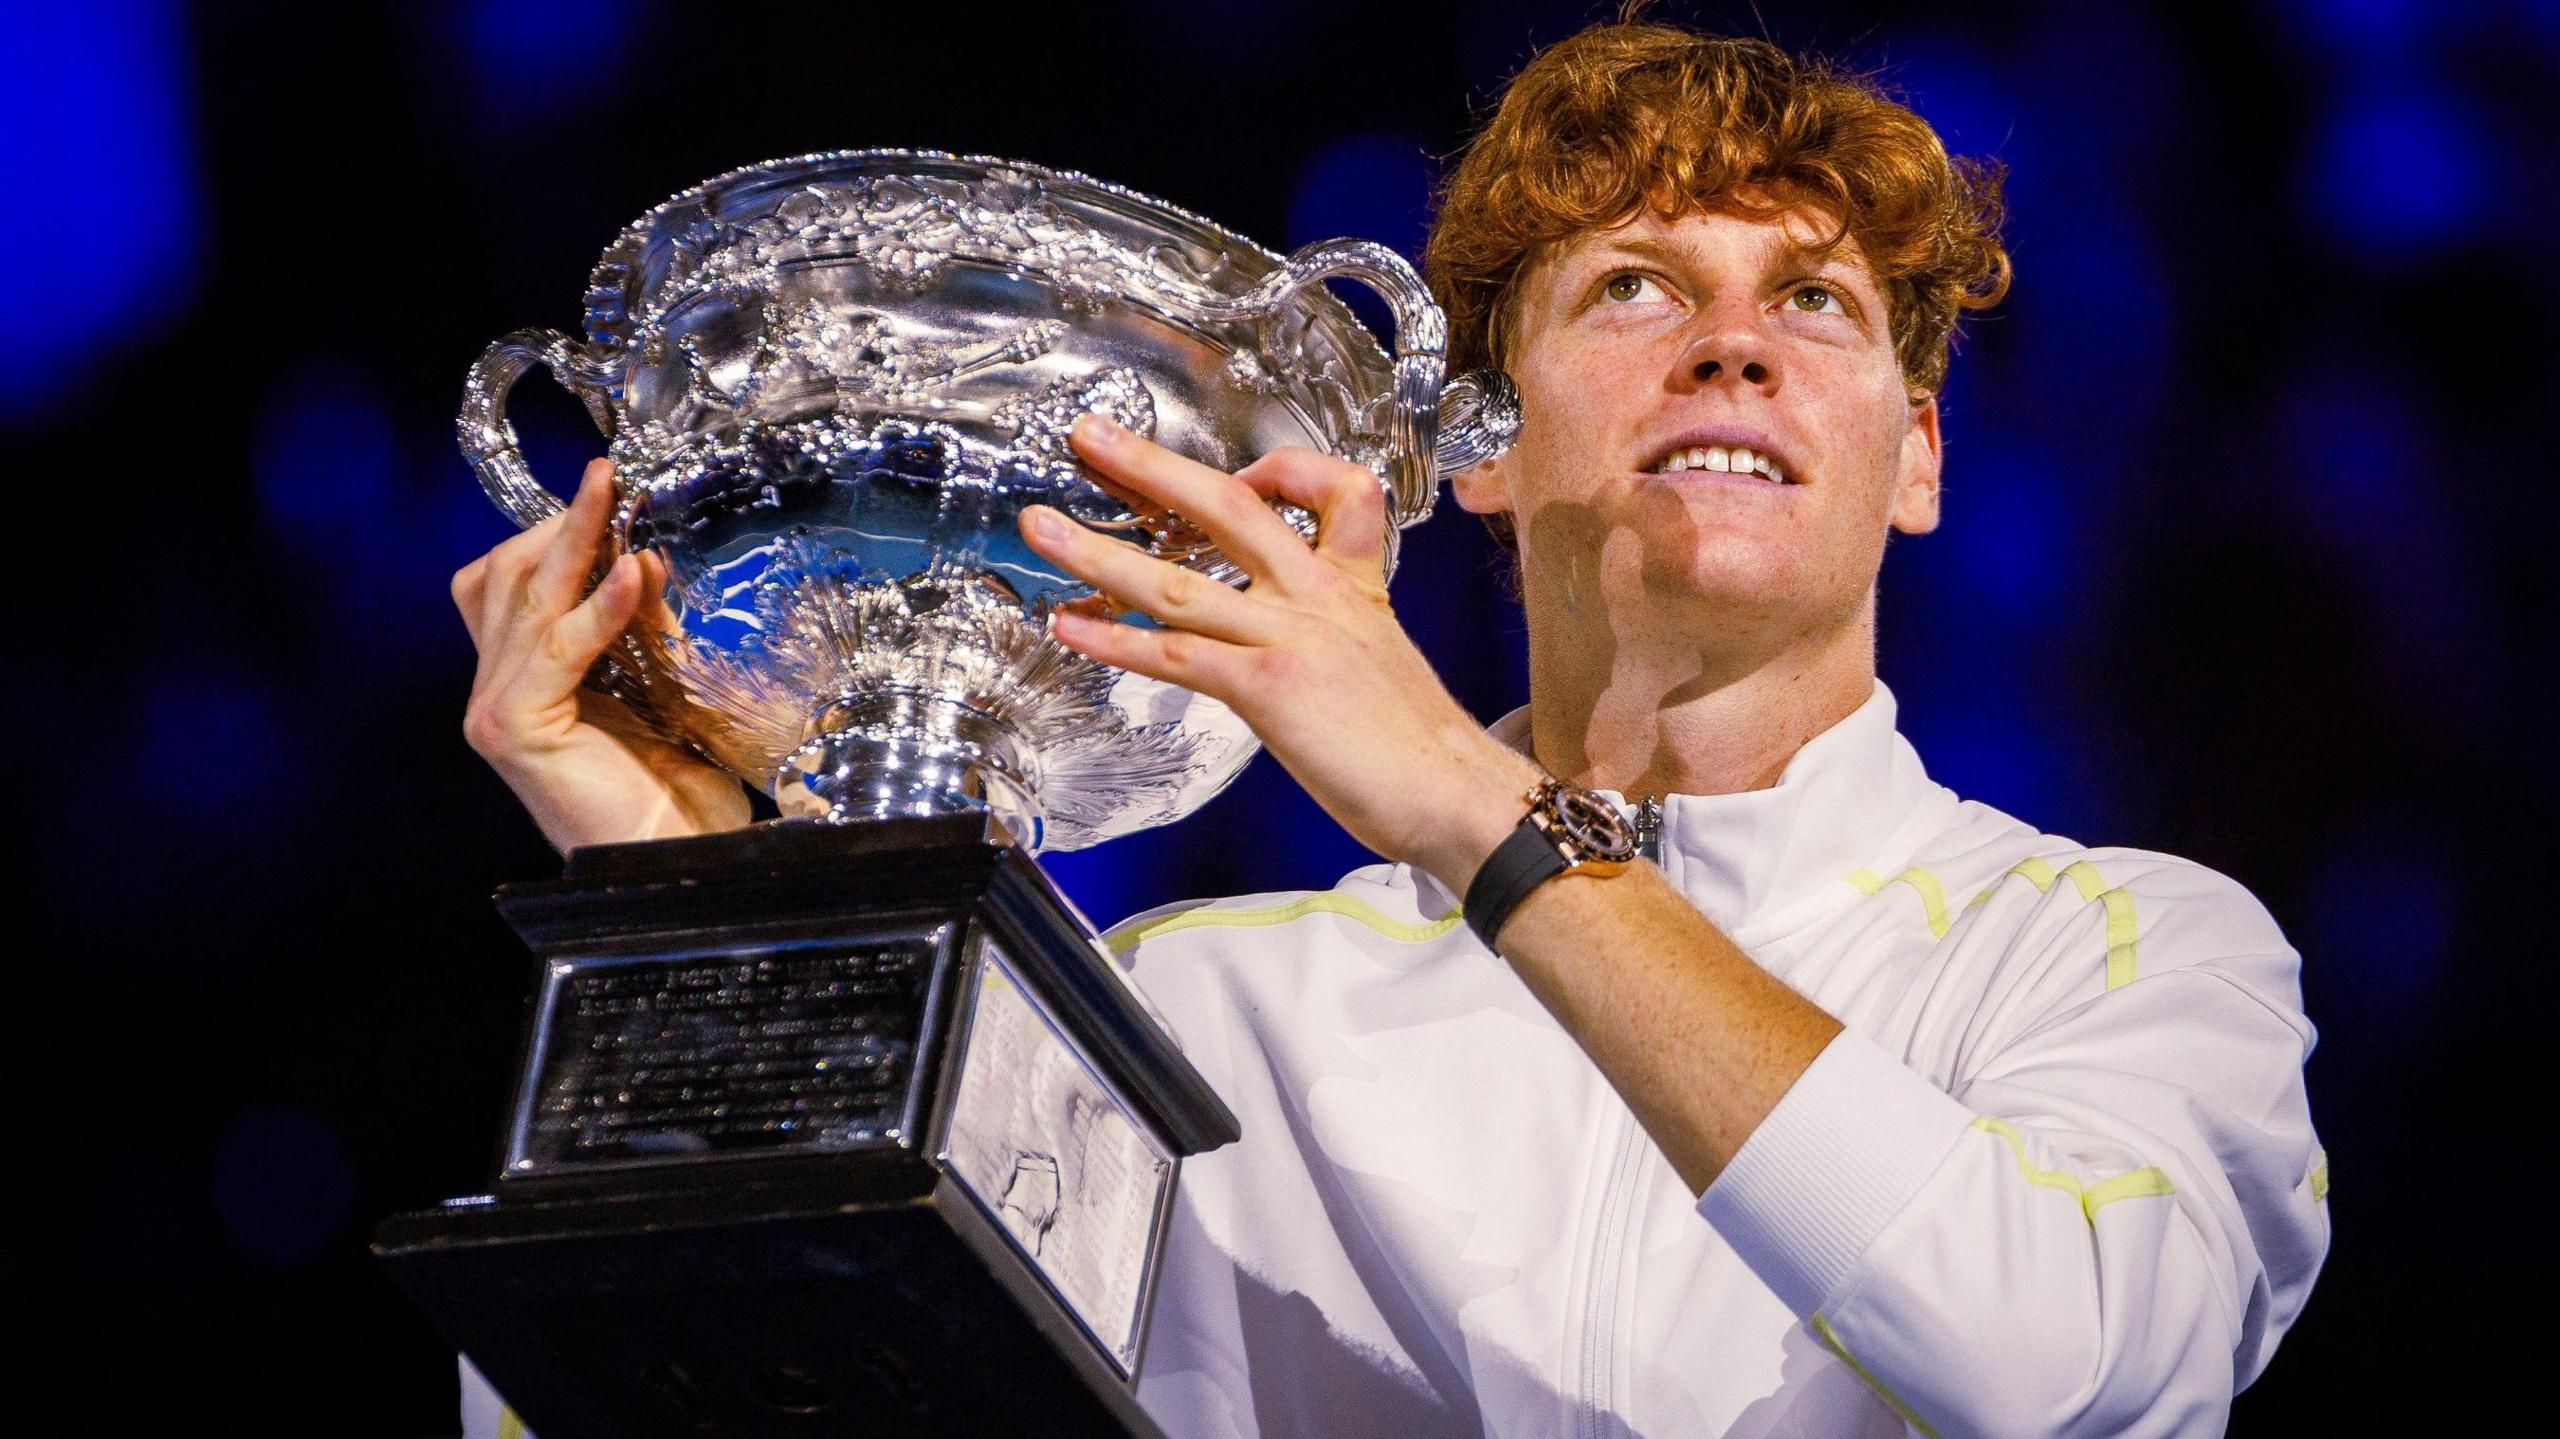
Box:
[1630,534,1806,610]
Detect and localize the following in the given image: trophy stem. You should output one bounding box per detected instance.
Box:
[773,690,1044,847]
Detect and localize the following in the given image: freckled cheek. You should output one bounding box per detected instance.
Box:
[1520,352,1649,464]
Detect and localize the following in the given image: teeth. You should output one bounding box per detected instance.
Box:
[1651,443,1790,481]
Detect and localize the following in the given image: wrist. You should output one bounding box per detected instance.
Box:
[1412,741,1546,894]
[1457,775,1641,948]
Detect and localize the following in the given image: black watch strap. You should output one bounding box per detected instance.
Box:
[1464,817,1569,948]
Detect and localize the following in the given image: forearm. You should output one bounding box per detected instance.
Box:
[1473,853,1843,1194]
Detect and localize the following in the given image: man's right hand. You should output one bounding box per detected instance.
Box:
[453,457,750,855]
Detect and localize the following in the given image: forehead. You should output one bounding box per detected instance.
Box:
[1534,203,1877,287]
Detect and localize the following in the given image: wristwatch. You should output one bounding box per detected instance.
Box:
[1462,778,1639,947]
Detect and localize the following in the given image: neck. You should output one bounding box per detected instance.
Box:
[1522,585,1879,799]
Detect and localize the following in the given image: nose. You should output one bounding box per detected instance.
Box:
[1670,301,1779,393]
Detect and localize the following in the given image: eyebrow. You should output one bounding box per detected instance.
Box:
[1567,229,1871,282]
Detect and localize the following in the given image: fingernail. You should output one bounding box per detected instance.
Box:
[1076,412,1123,444]
[1024,505,1066,542]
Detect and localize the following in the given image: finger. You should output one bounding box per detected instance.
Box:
[1069,414,1310,578]
[631,548,679,629]
[1020,504,1280,644]
[454,497,574,651]
[1048,606,1247,695]
[1229,448,1389,576]
[451,556,488,634]
[523,458,619,620]
[476,503,577,658]
[476,458,614,673]
[507,551,644,707]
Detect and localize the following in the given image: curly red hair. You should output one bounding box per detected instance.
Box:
[1423,22,2011,398]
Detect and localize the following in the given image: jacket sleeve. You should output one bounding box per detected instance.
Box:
[1696,858,2331,1438]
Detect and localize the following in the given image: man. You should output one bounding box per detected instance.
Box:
[454,22,2327,1438]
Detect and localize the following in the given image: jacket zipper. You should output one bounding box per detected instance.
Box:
[1580,796,1661,1436]
[1580,1114,1645,1437]
[1633,796,1662,863]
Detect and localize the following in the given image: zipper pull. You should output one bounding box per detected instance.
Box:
[1633,796,1662,863]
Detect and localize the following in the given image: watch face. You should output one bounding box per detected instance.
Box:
[1545,784,1638,863]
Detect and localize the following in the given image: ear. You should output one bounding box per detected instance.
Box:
[1449,446,1514,524]
[1889,391,1943,535]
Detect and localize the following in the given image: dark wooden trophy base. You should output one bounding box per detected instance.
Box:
[374,816,1236,1439]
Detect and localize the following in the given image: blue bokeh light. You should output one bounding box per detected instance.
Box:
[2276,366,2427,548]
[456,0,642,124]
[253,358,519,669]
[212,1107,355,1267]
[1927,444,2075,616]
[0,0,201,421]
[2529,0,2560,53]
[1288,132,1434,259]
[2009,205,2172,418]
[255,362,398,548]
[2266,0,2469,56]
[127,666,303,827]
[1887,38,2026,170]
[2273,365,2500,720]
[1043,824,1198,936]
[2304,87,2494,261]
[1898,684,2088,835]
[2302,823,2457,1026]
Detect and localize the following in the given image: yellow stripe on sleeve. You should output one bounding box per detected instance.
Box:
[1967,855,2060,910]
[1103,893,1463,954]
[2059,860,2142,990]
[1971,1116,2175,1225]
[1847,865,1953,938]
[1946,855,2142,989]
[1810,1313,1942,1439]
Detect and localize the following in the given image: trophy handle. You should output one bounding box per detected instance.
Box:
[1195,239,1520,530]
[1431,367,1523,480]
[458,327,619,530]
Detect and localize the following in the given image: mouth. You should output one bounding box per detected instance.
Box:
[1640,437,1799,485]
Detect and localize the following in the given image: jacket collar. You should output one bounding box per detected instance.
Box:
[1420,680,1944,948]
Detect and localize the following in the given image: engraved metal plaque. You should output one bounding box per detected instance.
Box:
[944,937,1172,1375]
[505,923,955,1176]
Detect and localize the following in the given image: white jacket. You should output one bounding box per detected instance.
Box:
[1109,681,2328,1439]
[460,681,2328,1438]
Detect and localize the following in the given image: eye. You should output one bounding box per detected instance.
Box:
[1787,283,1847,315]
[1601,271,1668,304]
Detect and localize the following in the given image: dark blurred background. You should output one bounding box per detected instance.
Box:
[12,0,2544,1431]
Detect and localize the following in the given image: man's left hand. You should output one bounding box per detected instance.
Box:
[1019,413,1539,890]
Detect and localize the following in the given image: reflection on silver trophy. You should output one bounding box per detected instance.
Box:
[458,149,1521,851]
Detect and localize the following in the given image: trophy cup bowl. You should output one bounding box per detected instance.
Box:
[457,149,1521,852]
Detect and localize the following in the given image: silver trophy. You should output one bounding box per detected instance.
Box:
[458,148,1519,851]
[382,151,1519,1439]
